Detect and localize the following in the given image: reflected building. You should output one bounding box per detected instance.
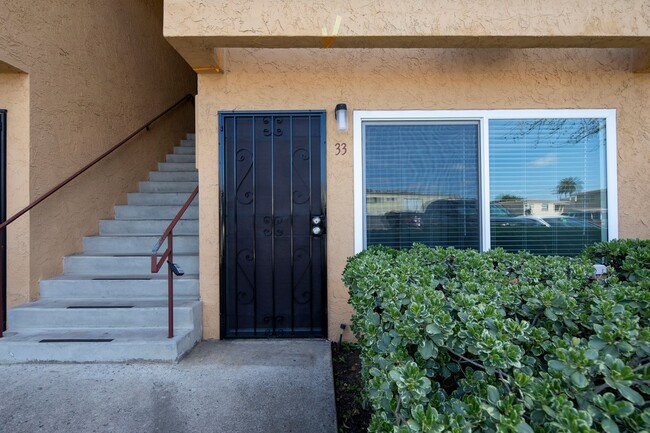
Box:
[494,199,565,217]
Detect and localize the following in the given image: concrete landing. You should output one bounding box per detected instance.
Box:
[0,339,337,433]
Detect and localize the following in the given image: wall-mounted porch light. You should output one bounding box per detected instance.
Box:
[335,103,348,132]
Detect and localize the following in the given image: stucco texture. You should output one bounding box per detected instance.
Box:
[195,47,650,340]
[164,0,650,50]
[0,0,196,306]
[0,73,30,306]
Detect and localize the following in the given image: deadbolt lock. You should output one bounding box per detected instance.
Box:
[311,215,326,236]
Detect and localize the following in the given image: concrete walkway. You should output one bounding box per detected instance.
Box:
[0,340,337,433]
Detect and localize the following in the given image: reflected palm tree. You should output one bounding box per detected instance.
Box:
[555,177,583,199]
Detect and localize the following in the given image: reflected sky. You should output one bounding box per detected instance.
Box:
[489,118,607,201]
[364,119,607,202]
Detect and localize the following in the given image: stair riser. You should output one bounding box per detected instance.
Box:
[166,154,196,163]
[0,133,204,364]
[159,162,196,172]
[148,171,198,182]
[0,331,198,363]
[64,255,199,275]
[114,206,199,220]
[83,235,198,254]
[174,146,195,155]
[127,193,199,206]
[8,305,199,329]
[139,181,197,193]
[99,219,198,236]
[40,278,199,299]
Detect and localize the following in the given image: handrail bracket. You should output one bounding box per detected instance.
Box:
[151,186,199,338]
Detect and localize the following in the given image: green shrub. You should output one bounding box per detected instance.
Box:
[344,244,650,433]
[583,239,650,285]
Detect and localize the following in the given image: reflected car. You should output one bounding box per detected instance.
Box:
[418,200,548,250]
[385,211,422,229]
[501,215,603,255]
[367,199,604,255]
[515,215,601,229]
[562,211,606,227]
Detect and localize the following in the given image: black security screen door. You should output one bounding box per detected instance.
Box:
[220,112,327,338]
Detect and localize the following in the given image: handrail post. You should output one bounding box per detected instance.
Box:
[150,186,197,339]
[167,233,174,339]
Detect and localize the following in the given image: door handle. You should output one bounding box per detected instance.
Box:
[311,215,326,236]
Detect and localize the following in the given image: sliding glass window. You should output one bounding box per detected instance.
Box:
[355,110,617,256]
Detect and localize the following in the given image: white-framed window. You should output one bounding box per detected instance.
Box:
[353,110,618,256]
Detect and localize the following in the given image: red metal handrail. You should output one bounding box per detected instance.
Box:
[0,93,195,337]
[151,186,198,338]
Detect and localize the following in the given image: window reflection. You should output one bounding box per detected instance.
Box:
[364,123,480,250]
[363,118,609,255]
[489,118,608,256]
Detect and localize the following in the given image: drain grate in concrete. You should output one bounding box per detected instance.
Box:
[66,306,134,309]
[92,277,151,280]
[39,339,114,343]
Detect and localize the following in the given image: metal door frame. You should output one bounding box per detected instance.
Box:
[0,110,6,331]
[218,110,327,338]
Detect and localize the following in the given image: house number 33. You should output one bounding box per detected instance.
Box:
[335,143,347,155]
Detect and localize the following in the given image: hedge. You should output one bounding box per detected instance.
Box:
[343,243,650,433]
[583,239,650,285]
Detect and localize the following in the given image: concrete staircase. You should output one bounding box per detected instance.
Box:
[0,133,201,363]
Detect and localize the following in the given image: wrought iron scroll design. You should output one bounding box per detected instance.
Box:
[236,249,255,305]
[292,148,310,204]
[235,149,253,204]
[293,248,312,304]
[263,315,285,337]
[262,117,284,137]
[263,216,272,237]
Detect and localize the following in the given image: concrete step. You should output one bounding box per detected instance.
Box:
[158,162,196,171]
[83,235,198,254]
[139,181,197,193]
[166,154,196,163]
[186,133,195,140]
[127,192,199,206]
[40,275,199,299]
[174,146,195,155]
[114,205,199,220]
[99,219,198,235]
[0,132,204,364]
[0,326,201,363]
[149,171,198,182]
[64,254,199,275]
[7,299,201,330]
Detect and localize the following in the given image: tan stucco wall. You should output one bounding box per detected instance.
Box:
[0,0,196,303]
[196,47,650,340]
[165,0,650,54]
[0,73,30,307]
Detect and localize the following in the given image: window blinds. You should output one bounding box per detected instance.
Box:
[488,118,608,256]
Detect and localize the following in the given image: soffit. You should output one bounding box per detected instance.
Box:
[163,0,650,71]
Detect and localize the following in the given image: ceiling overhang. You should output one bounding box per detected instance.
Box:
[163,0,650,72]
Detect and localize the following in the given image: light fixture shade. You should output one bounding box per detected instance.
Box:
[335,103,348,132]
